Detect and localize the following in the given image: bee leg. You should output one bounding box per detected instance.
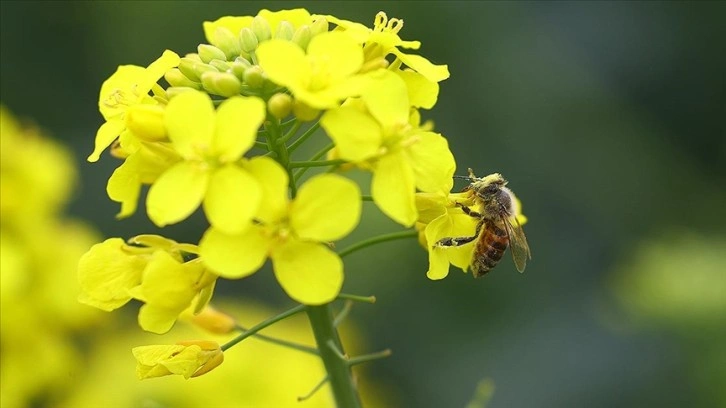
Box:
[434,219,485,248]
[457,203,482,219]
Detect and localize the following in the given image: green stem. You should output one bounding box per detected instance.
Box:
[360,195,374,201]
[221,305,306,352]
[288,121,321,153]
[338,230,419,258]
[337,293,376,304]
[279,120,303,144]
[289,159,346,169]
[348,349,392,366]
[253,141,269,150]
[293,142,335,182]
[333,301,354,328]
[265,118,297,197]
[306,305,361,408]
[233,325,319,355]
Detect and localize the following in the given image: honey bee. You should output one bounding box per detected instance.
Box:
[434,169,531,277]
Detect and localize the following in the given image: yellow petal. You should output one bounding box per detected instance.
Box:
[106,158,140,218]
[320,106,383,162]
[447,212,478,271]
[77,238,147,311]
[146,161,209,227]
[204,164,261,235]
[397,70,439,109]
[243,156,289,223]
[372,152,417,226]
[392,49,450,83]
[405,131,456,193]
[290,174,361,242]
[203,16,254,47]
[213,96,266,162]
[137,304,179,334]
[98,65,147,119]
[272,241,343,305]
[257,39,311,90]
[137,50,181,95]
[361,70,409,128]
[199,226,270,279]
[424,215,452,280]
[164,90,215,160]
[307,31,363,82]
[88,119,125,162]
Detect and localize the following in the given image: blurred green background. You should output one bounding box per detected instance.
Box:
[2,1,725,407]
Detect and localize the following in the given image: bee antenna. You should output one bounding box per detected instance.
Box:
[452,175,471,180]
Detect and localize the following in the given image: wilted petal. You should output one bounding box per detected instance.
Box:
[272,241,343,305]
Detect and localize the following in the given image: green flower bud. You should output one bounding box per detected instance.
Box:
[125,105,166,142]
[166,86,197,99]
[201,71,241,97]
[179,57,218,82]
[292,99,320,122]
[164,68,201,89]
[230,61,248,81]
[184,53,203,63]
[268,93,293,119]
[214,27,242,59]
[243,66,265,89]
[251,16,271,42]
[275,21,294,41]
[310,17,329,37]
[209,59,232,72]
[197,44,227,63]
[239,27,259,54]
[292,25,312,50]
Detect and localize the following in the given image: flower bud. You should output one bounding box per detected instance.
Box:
[292,99,320,122]
[164,68,201,89]
[310,17,329,37]
[292,25,312,50]
[197,44,227,63]
[251,15,271,42]
[243,66,265,89]
[179,57,218,82]
[201,71,241,97]
[125,105,166,142]
[268,93,293,119]
[188,306,237,334]
[214,27,242,59]
[275,21,294,41]
[208,59,232,72]
[166,86,197,99]
[239,27,259,54]
[230,61,249,81]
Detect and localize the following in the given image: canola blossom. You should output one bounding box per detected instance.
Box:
[77,7,526,406]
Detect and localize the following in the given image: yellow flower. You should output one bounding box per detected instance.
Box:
[417,189,528,280]
[133,341,223,379]
[78,235,215,333]
[321,11,449,83]
[321,70,455,226]
[88,50,180,162]
[203,9,313,50]
[200,166,361,305]
[145,90,266,233]
[256,31,368,109]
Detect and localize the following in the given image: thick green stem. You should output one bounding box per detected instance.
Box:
[306,304,361,408]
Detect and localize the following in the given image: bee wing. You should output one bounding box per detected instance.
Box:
[502,215,531,273]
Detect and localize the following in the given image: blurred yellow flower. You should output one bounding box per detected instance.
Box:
[133,340,224,379]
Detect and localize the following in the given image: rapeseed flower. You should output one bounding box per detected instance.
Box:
[200,167,361,305]
[133,341,223,379]
[145,90,266,233]
[88,50,180,162]
[321,70,455,226]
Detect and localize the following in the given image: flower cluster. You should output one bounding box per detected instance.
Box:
[78,8,485,380]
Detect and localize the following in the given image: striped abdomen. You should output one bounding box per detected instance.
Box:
[471,221,509,277]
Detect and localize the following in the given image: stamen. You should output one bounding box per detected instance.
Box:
[387,18,403,34]
[374,12,387,32]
